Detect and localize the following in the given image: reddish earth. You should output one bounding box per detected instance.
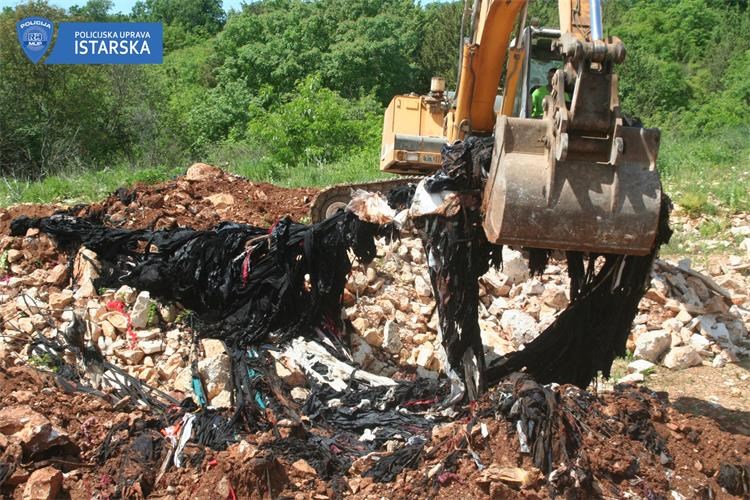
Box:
[1,358,748,499]
[0,164,318,234]
[1,165,749,498]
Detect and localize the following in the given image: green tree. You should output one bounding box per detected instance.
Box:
[132,0,226,35]
[418,1,463,90]
[214,0,424,104]
[245,75,381,167]
[68,0,115,21]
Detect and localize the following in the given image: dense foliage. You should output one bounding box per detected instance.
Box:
[1,0,748,210]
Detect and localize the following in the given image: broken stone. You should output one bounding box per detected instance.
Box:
[481,329,513,360]
[481,268,510,296]
[541,287,568,309]
[22,466,63,500]
[364,304,385,326]
[274,359,306,387]
[351,333,376,370]
[698,315,732,344]
[741,238,750,259]
[689,334,710,350]
[114,285,137,304]
[291,387,310,401]
[521,279,544,296]
[500,309,539,346]
[47,290,74,310]
[210,390,232,408]
[206,193,235,209]
[351,317,369,334]
[633,329,671,363]
[7,248,22,263]
[670,331,683,348]
[15,293,47,316]
[619,372,645,384]
[487,296,509,316]
[101,320,117,339]
[729,225,750,236]
[292,459,317,476]
[117,349,146,365]
[130,291,153,329]
[410,247,424,264]
[346,273,368,295]
[382,320,402,354]
[501,248,529,284]
[45,264,67,287]
[140,340,164,355]
[663,345,702,370]
[73,247,99,298]
[185,162,222,181]
[415,342,435,368]
[362,328,383,347]
[17,317,34,333]
[414,275,432,298]
[201,338,227,358]
[661,318,683,334]
[0,406,70,457]
[101,311,129,333]
[135,329,160,341]
[675,309,693,323]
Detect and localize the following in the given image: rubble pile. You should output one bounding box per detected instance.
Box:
[1,163,749,498]
[344,239,750,378]
[630,257,750,372]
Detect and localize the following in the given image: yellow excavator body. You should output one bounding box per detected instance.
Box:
[378,0,663,256]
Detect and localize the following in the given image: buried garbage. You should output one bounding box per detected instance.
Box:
[2,163,749,497]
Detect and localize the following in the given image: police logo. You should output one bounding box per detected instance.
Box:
[16,17,54,64]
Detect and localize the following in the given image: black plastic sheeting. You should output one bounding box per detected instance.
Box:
[415,137,502,400]
[717,463,750,496]
[405,137,672,392]
[11,211,388,350]
[8,138,674,489]
[486,201,671,388]
[10,209,444,486]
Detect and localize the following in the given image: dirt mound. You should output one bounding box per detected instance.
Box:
[0,164,318,234]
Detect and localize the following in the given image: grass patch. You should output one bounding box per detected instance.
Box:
[1,163,183,207]
[659,126,750,214]
[208,141,394,188]
[3,126,746,216]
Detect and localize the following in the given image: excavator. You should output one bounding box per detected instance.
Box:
[311,0,663,257]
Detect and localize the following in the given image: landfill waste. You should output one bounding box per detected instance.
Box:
[367,137,674,399]
[1,165,749,498]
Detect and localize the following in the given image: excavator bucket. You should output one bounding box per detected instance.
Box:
[482,115,662,256]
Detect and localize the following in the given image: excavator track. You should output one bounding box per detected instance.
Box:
[310,177,423,223]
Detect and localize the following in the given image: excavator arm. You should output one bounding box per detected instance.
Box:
[377,0,662,256]
[449,0,527,140]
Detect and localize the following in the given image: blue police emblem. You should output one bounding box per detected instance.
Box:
[16,17,54,64]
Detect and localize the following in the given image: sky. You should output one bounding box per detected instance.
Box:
[0,0,249,14]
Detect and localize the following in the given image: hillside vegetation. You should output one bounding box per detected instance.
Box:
[1,0,748,214]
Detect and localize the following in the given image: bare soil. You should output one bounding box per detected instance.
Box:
[1,169,749,498]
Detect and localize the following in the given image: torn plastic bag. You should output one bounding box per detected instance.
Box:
[362,437,425,483]
[278,337,397,391]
